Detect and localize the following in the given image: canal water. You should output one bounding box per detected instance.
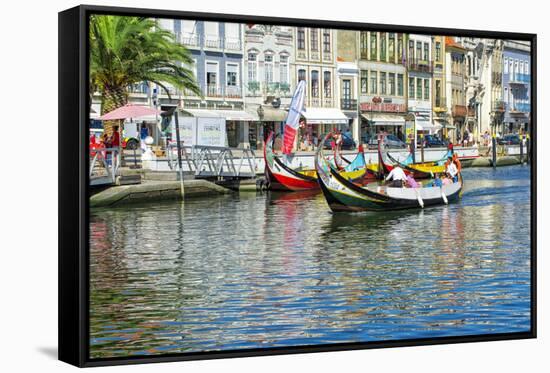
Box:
[89,165,531,358]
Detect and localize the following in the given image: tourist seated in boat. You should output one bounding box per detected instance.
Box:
[442,175,453,186]
[432,173,443,187]
[385,165,407,187]
[406,174,420,188]
[445,157,459,182]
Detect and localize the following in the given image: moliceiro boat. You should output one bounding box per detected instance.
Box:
[385,151,450,178]
[264,132,367,191]
[315,137,463,212]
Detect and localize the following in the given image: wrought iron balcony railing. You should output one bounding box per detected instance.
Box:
[341,98,358,110]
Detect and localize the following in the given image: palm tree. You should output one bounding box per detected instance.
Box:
[90,15,201,135]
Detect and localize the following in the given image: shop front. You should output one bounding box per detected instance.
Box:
[182,109,256,149]
[359,101,407,144]
[301,108,349,151]
[246,105,288,150]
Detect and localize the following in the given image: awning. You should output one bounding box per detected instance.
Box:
[361,113,405,126]
[181,109,256,121]
[303,108,349,125]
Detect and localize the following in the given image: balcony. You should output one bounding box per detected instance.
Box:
[434,97,447,111]
[452,105,467,118]
[204,37,222,50]
[126,83,149,95]
[341,98,358,111]
[225,86,242,99]
[246,81,261,96]
[224,38,242,52]
[492,100,506,112]
[407,59,434,73]
[509,73,530,85]
[509,103,530,114]
[492,72,502,85]
[176,32,200,48]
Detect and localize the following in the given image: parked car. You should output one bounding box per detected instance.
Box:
[497,134,520,145]
[367,134,407,149]
[423,135,448,148]
[323,133,356,150]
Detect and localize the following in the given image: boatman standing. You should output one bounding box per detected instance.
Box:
[385,166,407,187]
[446,156,459,182]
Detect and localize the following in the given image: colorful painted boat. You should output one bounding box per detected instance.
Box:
[386,151,450,177]
[315,137,463,212]
[264,132,368,191]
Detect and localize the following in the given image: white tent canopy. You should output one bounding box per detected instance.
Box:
[303,108,349,125]
[362,114,405,126]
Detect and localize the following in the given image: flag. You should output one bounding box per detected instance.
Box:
[282,80,306,155]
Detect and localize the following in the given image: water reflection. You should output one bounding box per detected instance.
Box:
[90,166,531,358]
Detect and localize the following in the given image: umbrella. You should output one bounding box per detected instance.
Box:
[99,104,161,120]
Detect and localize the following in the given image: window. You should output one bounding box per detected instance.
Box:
[388,33,395,62]
[416,41,422,61]
[435,42,441,62]
[360,32,368,57]
[204,22,219,38]
[264,54,273,83]
[311,70,319,97]
[397,74,404,96]
[525,62,529,75]
[397,34,403,63]
[279,55,289,84]
[181,20,196,39]
[380,72,386,95]
[503,57,508,73]
[520,61,524,74]
[370,71,377,94]
[409,77,415,99]
[370,32,378,60]
[323,29,331,52]
[324,71,331,97]
[416,78,422,100]
[342,79,351,101]
[435,80,442,107]
[225,23,240,47]
[389,73,395,95]
[226,63,238,86]
[311,29,319,51]
[423,42,429,61]
[380,33,387,61]
[297,28,305,49]
[298,69,306,81]
[247,53,257,82]
[504,87,508,103]
[408,40,414,61]
[424,79,429,100]
[206,61,218,94]
[361,70,368,94]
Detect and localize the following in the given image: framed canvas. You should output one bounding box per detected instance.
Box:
[58,4,537,367]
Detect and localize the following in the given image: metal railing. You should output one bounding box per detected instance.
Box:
[89,148,120,186]
[407,59,434,73]
[341,98,357,110]
[167,143,257,178]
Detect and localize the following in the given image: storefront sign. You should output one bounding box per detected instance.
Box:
[360,102,407,113]
[197,117,226,147]
[171,117,226,147]
[172,117,196,145]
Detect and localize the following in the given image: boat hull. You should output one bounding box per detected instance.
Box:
[316,138,463,212]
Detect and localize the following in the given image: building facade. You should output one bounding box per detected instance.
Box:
[407,34,434,141]
[432,35,449,139]
[243,25,294,149]
[294,27,348,148]
[336,30,360,142]
[358,31,408,142]
[445,37,467,143]
[502,40,531,134]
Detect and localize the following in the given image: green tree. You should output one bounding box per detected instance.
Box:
[90,15,201,134]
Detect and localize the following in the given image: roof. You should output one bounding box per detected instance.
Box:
[445,36,466,51]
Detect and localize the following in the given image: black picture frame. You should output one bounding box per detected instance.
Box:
[58,4,537,367]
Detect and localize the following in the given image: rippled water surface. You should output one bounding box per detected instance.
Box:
[89,165,531,358]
